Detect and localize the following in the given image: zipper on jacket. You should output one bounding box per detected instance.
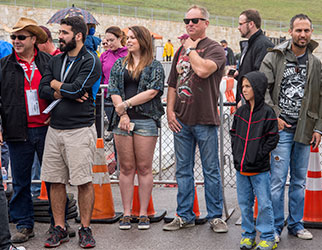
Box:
[240,111,253,171]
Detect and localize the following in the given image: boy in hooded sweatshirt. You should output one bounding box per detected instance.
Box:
[230,71,279,250]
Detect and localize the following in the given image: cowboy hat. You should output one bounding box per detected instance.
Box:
[4,17,48,44]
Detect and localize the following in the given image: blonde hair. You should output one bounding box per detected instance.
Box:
[123,26,153,79]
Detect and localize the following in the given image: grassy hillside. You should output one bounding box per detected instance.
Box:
[105,0,322,24]
[2,0,322,31]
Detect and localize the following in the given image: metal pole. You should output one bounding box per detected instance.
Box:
[219,92,229,219]
[118,5,120,16]
[151,9,153,21]
[158,127,162,181]
[101,3,104,15]
[135,7,137,18]
[100,88,104,140]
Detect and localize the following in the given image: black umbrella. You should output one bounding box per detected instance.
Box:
[47,4,99,25]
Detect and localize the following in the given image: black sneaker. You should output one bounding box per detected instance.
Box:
[79,226,96,248]
[47,222,76,238]
[44,225,69,248]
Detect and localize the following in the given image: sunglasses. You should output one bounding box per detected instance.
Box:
[183,18,206,24]
[10,35,33,40]
[102,42,108,45]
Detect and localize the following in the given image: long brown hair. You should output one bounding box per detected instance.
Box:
[123,26,153,79]
[105,26,126,46]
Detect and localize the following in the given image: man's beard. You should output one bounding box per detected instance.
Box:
[241,29,251,38]
[293,40,308,49]
[59,36,76,52]
[241,25,251,38]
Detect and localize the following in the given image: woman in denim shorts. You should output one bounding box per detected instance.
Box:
[107,26,165,230]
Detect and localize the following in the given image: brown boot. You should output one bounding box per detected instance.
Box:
[11,228,34,243]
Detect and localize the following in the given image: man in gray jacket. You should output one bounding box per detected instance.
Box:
[260,14,322,243]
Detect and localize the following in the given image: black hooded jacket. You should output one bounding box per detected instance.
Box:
[230,71,279,173]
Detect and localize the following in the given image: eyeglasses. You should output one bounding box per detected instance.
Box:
[10,35,33,40]
[102,42,108,45]
[238,21,249,26]
[183,18,206,25]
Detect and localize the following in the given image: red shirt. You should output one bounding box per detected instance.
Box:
[15,49,50,128]
[51,48,61,56]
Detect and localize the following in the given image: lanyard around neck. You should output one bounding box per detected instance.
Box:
[22,61,36,89]
[61,56,76,83]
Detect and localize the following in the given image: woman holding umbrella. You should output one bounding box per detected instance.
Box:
[108,26,165,230]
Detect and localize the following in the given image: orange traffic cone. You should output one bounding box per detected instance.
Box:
[303,145,322,228]
[131,172,166,223]
[163,186,207,225]
[37,181,48,200]
[76,138,122,223]
[33,181,50,206]
[225,77,236,114]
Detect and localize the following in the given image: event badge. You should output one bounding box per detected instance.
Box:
[26,89,40,116]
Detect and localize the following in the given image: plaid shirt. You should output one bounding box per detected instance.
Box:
[108,57,165,128]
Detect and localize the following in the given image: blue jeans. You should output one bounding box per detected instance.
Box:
[113,119,158,137]
[174,121,223,222]
[237,171,274,241]
[8,126,48,229]
[31,152,41,196]
[270,130,310,235]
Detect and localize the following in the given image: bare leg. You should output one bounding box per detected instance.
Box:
[133,134,157,216]
[78,182,94,227]
[50,183,66,228]
[114,134,136,216]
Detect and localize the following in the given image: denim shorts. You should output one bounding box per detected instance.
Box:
[113,119,158,137]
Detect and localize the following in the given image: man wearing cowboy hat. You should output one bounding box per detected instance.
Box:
[0,17,50,244]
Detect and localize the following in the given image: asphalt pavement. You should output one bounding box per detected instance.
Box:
[10,185,322,250]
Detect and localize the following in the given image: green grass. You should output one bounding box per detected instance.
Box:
[2,0,322,33]
[102,0,322,24]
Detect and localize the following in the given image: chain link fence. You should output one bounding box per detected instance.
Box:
[2,0,322,34]
[101,85,237,188]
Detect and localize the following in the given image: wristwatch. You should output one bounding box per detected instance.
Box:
[185,47,196,56]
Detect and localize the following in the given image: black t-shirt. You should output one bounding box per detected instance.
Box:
[279,51,308,132]
[124,69,148,119]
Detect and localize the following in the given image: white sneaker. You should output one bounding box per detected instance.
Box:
[209,218,228,233]
[163,216,195,231]
[9,245,26,250]
[296,229,313,240]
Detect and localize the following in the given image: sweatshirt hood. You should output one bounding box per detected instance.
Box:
[242,71,268,111]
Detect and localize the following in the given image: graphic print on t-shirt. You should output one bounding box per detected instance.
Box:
[175,52,201,104]
[278,54,307,128]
